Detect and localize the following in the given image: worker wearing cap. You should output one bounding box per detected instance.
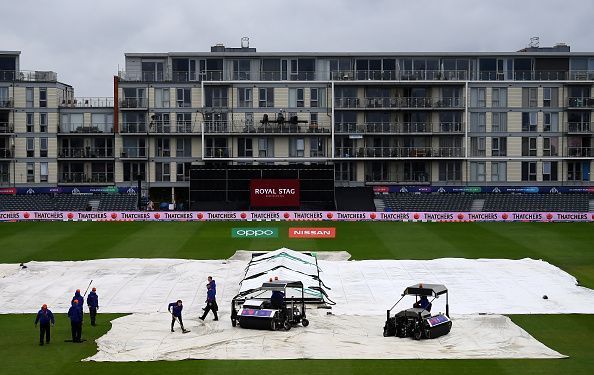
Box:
[34,304,55,346]
[68,299,83,342]
[199,276,218,321]
[71,289,85,320]
[414,295,431,311]
[168,300,189,333]
[87,287,99,326]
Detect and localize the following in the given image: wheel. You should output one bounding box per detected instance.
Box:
[283,321,291,331]
[270,319,277,331]
[231,318,236,327]
[413,327,422,340]
[302,318,309,327]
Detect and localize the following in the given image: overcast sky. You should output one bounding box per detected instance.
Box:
[3,0,593,97]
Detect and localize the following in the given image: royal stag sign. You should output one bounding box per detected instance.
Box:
[249,179,300,207]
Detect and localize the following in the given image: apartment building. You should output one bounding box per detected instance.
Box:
[1,44,593,199]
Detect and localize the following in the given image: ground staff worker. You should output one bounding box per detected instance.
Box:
[34,304,55,346]
[68,299,83,342]
[87,287,99,326]
[199,276,218,321]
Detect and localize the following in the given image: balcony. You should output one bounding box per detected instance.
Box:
[565,122,593,133]
[0,148,12,159]
[120,122,147,133]
[0,70,57,82]
[334,122,463,134]
[0,98,13,108]
[0,122,14,133]
[334,146,465,158]
[60,97,114,108]
[58,172,114,184]
[567,97,594,109]
[331,70,469,81]
[59,123,114,134]
[120,147,147,159]
[204,147,230,158]
[58,148,114,159]
[334,97,464,109]
[203,120,331,134]
[119,97,148,109]
[567,147,593,157]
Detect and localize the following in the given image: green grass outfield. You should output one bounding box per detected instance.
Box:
[0,221,593,374]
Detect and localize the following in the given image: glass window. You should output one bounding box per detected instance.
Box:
[543,112,558,132]
[522,112,538,131]
[491,161,507,181]
[310,137,326,157]
[259,88,274,108]
[522,87,538,107]
[491,88,507,107]
[26,88,34,108]
[470,162,486,182]
[289,138,305,157]
[238,138,253,157]
[39,88,47,108]
[470,88,486,107]
[40,113,47,133]
[521,137,537,156]
[238,88,252,108]
[542,161,558,181]
[26,137,34,157]
[176,88,191,108]
[543,137,558,156]
[470,112,486,132]
[155,88,170,108]
[491,112,507,132]
[176,138,191,157]
[258,137,274,157]
[40,138,48,157]
[27,162,34,182]
[26,113,34,132]
[40,162,48,182]
[521,161,537,181]
[310,88,319,107]
[438,161,461,181]
[491,137,507,156]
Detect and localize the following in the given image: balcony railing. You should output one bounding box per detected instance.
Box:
[60,97,114,108]
[335,146,465,158]
[120,122,147,133]
[59,123,114,134]
[59,172,114,184]
[567,97,594,109]
[335,97,464,109]
[203,98,228,108]
[58,148,114,158]
[567,147,593,157]
[0,172,9,183]
[120,147,147,158]
[204,147,230,158]
[0,98,13,108]
[0,148,13,158]
[119,97,148,109]
[0,70,57,82]
[565,122,593,133]
[0,122,14,133]
[202,120,331,134]
[334,122,464,134]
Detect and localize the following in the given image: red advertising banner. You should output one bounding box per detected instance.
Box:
[289,227,336,238]
[250,179,300,207]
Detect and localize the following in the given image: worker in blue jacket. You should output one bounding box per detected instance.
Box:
[87,287,99,326]
[68,299,83,342]
[414,295,431,311]
[168,300,189,333]
[71,289,84,320]
[34,304,55,346]
[199,276,218,321]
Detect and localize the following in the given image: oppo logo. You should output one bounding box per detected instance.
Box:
[232,228,279,238]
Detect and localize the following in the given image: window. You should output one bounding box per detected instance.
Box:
[491,112,507,132]
[521,161,537,181]
[438,161,461,181]
[152,113,170,133]
[522,112,537,131]
[176,88,191,108]
[39,88,47,108]
[258,138,274,157]
[155,88,170,108]
[543,87,558,107]
[259,88,274,107]
[176,138,191,157]
[543,137,558,156]
[491,88,507,107]
[542,161,558,181]
[176,162,191,181]
[26,88,34,108]
[567,161,588,181]
[176,113,192,133]
[26,137,34,157]
[470,112,486,132]
[470,137,486,156]
[26,113,34,132]
[155,162,170,182]
[289,138,305,157]
[310,113,318,128]
[27,162,34,182]
[521,137,537,156]
[156,138,170,157]
[543,112,558,132]
[40,138,48,157]
[491,161,507,182]
[470,162,486,182]
[491,137,507,156]
[40,113,47,133]
[310,88,319,107]
[40,162,48,182]
[123,162,146,181]
[470,88,486,107]
[288,88,304,108]
[238,88,252,108]
[522,87,538,108]
[310,137,326,157]
[233,59,251,80]
[238,138,253,157]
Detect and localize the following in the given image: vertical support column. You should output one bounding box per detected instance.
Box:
[331,81,335,161]
[464,81,469,185]
[113,76,119,133]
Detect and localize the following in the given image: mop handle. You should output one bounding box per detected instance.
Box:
[83,280,93,297]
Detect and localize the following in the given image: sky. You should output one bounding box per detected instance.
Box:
[2,0,593,97]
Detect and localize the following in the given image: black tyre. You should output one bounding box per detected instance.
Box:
[231,318,236,327]
[270,319,277,331]
[413,328,422,340]
[283,321,291,331]
[302,318,309,327]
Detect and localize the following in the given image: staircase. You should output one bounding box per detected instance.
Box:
[374,198,385,212]
[470,198,485,212]
[88,199,100,211]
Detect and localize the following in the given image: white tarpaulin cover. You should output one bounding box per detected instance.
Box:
[2,252,593,361]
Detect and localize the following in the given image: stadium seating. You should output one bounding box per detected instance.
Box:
[0,194,54,211]
[0,194,138,211]
[380,193,474,212]
[98,195,137,211]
